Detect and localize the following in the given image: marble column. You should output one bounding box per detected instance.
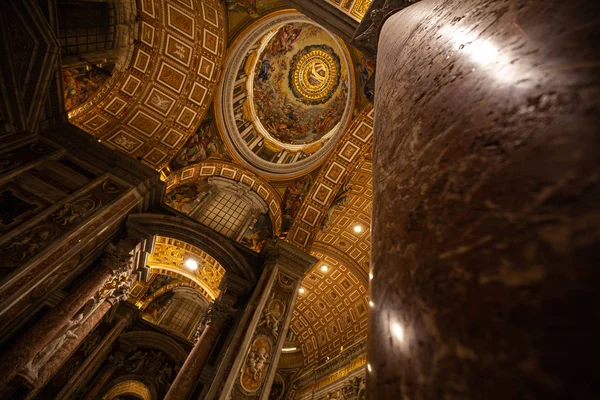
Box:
[56,308,134,400]
[0,243,132,392]
[164,296,236,400]
[24,301,113,399]
[370,0,599,399]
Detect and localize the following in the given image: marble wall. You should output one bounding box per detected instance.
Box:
[370,0,599,398]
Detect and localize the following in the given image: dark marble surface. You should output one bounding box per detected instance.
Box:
[370,0,600,399]
[351,0,419,56]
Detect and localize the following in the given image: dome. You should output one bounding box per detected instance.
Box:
[217,11,355,179]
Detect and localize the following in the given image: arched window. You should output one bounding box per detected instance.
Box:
[143,287,208,340]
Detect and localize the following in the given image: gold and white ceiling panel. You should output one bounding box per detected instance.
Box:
[69,0,227,171]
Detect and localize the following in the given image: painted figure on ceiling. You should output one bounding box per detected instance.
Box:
[282,174,313,233]
[224,0,259,17]
[241,213,273,252]
[171,122,228,170]
[358,57,375,99]
[164,183,204,214]
[143,291,174,324]
[62,66,111,111]
[257,58,272,81]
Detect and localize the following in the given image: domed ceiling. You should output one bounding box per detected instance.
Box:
[217,11,355,180]
[250,22,347,146]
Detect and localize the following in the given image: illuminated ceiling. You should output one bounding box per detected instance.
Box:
[67,0,227,170]
[290,150,373,368]
[146,235,226,299]
[58,0,375,373]
[216,11,355,180]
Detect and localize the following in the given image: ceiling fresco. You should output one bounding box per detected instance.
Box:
[250,22,349,146]
[216,11,355,180]
[67,0,227,170]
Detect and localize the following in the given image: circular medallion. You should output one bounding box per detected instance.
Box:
[290,45,341,105]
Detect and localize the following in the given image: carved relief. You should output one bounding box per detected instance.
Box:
[52,194,100,226]
[240,336,272,393]
[21,313,83,382]
[259,298,286,339]
[125,350,177,389]
[0,225,58,268]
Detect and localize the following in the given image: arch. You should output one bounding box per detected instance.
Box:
[118,331,188,365]
[165,160,283,235]
[127,213,256,284]
[140,280,203,310]
[102,379,152,400]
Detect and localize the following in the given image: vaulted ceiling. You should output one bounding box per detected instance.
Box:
[62,0,374,372]
[69,0,227,170]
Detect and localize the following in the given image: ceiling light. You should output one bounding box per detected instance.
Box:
[320,265,329,272]
[369,301,374,308]
[184,258,198,271]
[299,287,306,294]
[369,272,373,280]
[367,363,372,373]
[282,347,297,352]
[353,224,363,233]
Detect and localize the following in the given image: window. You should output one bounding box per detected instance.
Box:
[166,298,198,336]
[58,1,116,57]
[197,192,250,238]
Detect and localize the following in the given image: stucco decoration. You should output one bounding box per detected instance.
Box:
[240,336,273,393]
[217,11,355,179]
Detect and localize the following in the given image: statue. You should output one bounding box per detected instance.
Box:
[127,351,149,373]
[258,307,280,338]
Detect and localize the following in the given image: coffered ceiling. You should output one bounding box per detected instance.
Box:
[69,0,227,170]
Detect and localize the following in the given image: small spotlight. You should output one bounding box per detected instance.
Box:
[340,345,344,351]
[184,258,198,271]
[320,264,329,272]
[367,363,372,373]
[299,287,306,294]
[369,272,373,280]
[353,225,363,233]
[369,300,374,308]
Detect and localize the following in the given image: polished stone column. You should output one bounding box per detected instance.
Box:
[0,243,132,392]
[371,0,599,399]
[55,308,133,400]
[24,301,113,399]
[164,296,236,400]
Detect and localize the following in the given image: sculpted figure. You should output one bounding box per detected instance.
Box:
[247,347,269,382]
